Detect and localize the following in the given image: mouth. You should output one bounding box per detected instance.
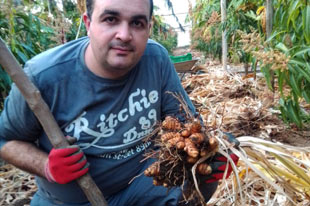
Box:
[111,46,134,55]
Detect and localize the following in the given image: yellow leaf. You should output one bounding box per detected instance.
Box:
[272,153,310,185]
[256,6,265,15]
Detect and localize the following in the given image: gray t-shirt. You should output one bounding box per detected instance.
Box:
[0,37,195,203]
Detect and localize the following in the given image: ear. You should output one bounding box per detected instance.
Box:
[83,12,91,36]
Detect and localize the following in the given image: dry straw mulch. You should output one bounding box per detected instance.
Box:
[182,67,309,146]
[0,164,36,206]
[182,66,310,205]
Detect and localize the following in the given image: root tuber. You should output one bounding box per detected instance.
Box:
[197,163,212,175]
[162,116,182,131]
[144,113,219,205]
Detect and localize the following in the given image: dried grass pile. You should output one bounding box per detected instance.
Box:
[0,164,36,206]
[183,67,310,144]
[181,67,310,205]
[182,69,279,138]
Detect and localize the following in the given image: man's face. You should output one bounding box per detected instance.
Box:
[84,0,151,79]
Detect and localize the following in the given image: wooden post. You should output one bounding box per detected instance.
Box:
[266,0,273,39]
[221,0,228,71]
[266,0,275,91]
[0,38,109,206]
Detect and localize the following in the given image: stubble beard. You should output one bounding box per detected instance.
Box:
[103,42,140,73]
[101,51,137,76]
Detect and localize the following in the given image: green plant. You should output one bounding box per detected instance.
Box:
[262,0,310,128]
[0,0,87,109]
[0,2,56,64]
[227,0,263,65]
[0,67,11,111]
[189,0,222,59]
[151,14,178,54]
[0,0,56,107]
[189,0,260,61]
[190,0,310,128]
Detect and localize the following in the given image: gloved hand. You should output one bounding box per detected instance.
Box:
[203,152,239,183]
[44,145,89,184]
[203,133,239,184]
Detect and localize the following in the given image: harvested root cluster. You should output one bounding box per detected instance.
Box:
[144,115,219,202]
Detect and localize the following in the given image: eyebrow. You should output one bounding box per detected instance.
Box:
[99,9,119,19]
[132,15,149,24]
[99,9,149,23]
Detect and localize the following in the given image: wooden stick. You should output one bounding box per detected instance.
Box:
[0,38,108,206]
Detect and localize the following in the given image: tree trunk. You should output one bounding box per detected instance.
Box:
[221,0,228,71]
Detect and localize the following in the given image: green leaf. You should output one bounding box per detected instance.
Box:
[16,50,28,64]
[266,30,286,42]
[287,100,302,128]
[289,59,307,67]
[306,62,310,76]
[289,72,302,97]
[261,65,273,91]
[0,66,12,88]
[228,0,243,10]
[289,61,310,82]
[245,10,260,21]
[303,5,310,43]
[288,0,300,30]
[279,98,289,123]
[277,70,285,97]
[292,47,310,57]
[302,91,310,103]
[279,97,286,107]
[276,43,289,54]
[19,43,36,55]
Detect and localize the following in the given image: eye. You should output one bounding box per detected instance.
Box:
[104,16,117,24]
[131,20,144,28]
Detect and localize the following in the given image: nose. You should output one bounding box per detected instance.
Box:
[115,22,132,42]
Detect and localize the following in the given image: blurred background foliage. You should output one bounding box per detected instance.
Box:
[0,0,87,111]
[189,0,310,129]
[0,0,177,111]
[151,12,178,54]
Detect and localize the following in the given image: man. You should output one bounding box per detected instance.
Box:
[0,0,238,205]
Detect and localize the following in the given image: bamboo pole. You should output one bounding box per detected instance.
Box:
[0,38,108,206]
[221,0,228,71]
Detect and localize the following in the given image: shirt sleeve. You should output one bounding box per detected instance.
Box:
[160,53,196,122]
[0,64,42,149]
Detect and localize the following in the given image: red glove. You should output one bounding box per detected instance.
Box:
[44,145,89,184]
[204,152,239,184]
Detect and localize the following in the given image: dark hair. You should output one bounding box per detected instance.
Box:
[86,0,153,20]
